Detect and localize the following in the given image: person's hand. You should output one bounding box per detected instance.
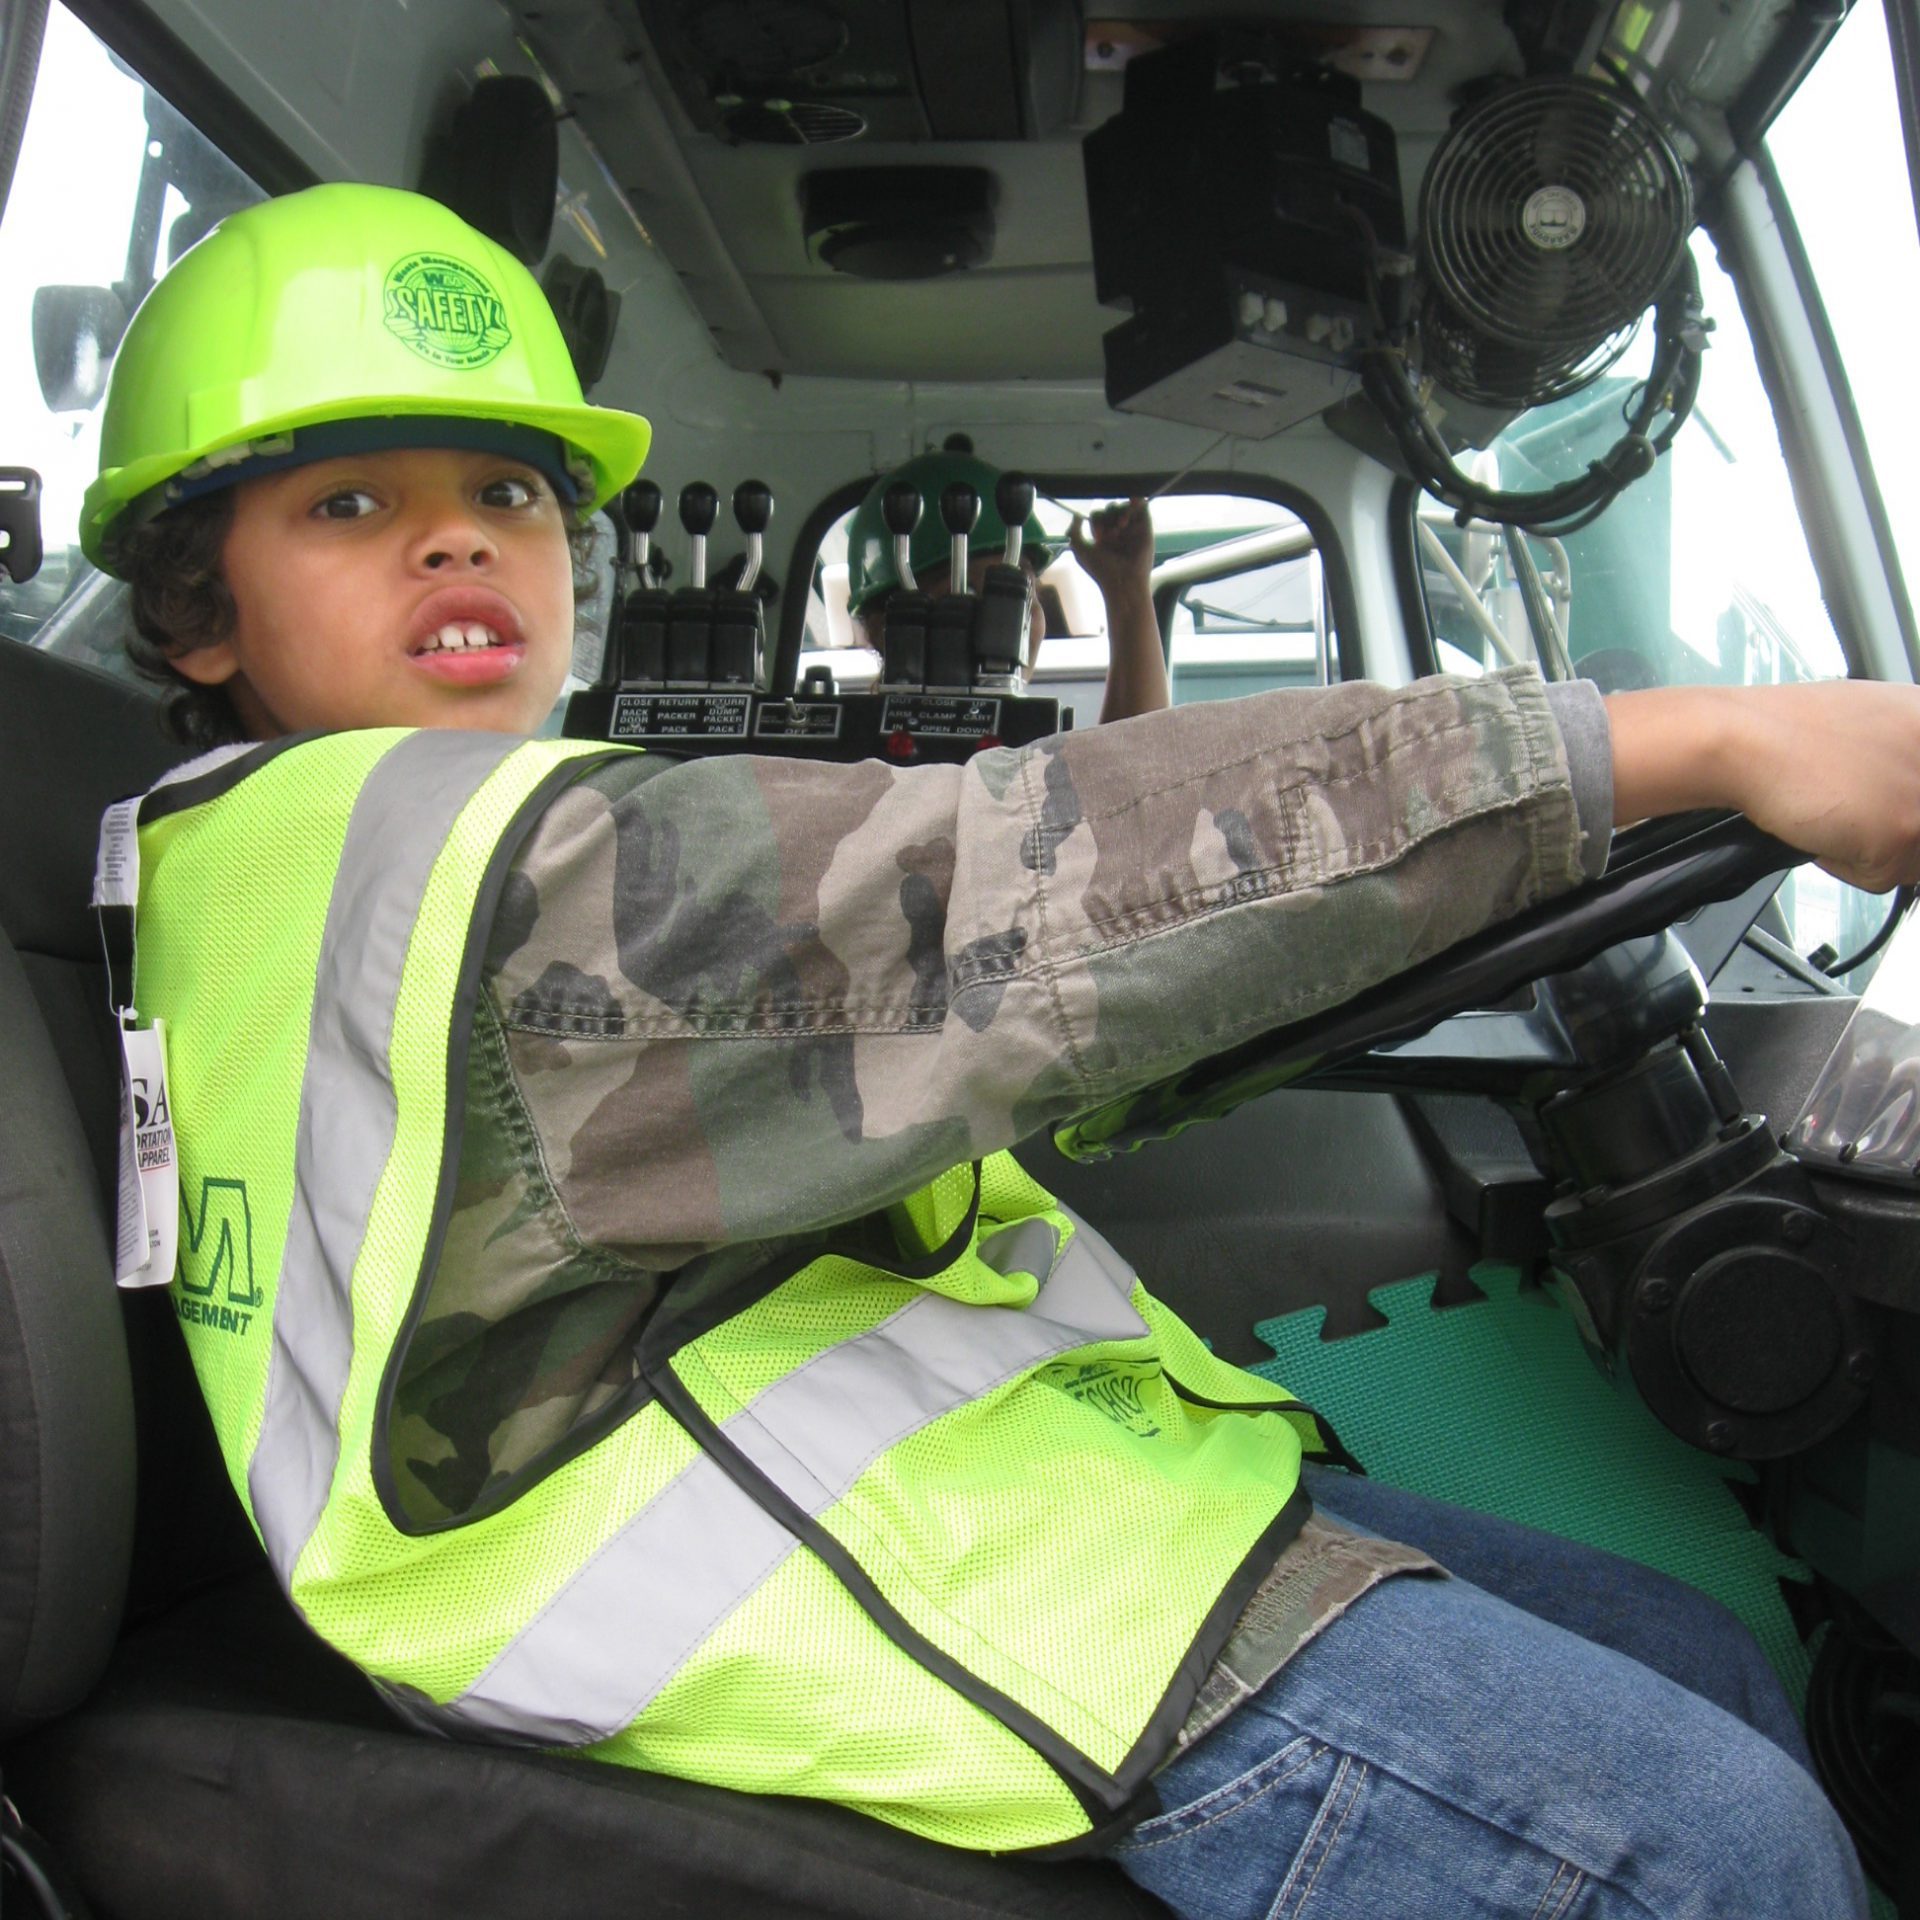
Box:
[1069,497,1153,609]
[1607,680,1920,892]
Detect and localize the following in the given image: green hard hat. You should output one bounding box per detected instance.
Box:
[83,181,652,572]
[844,451,1052,615]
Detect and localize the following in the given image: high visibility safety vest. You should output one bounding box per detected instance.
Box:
[121,728,1334,1852]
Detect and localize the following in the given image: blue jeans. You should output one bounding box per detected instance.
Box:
[1111,1470,1867,1919]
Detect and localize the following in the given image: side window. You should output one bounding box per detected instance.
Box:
[1163,534,1333,705]
[0,3,260,663]
[801,487,1330,729]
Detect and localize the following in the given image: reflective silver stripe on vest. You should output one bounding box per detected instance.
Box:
[390,1210,1148,1746]
[250,731,524,1582]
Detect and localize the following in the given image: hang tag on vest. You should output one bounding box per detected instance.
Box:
[93,796,141,909]
[114,1020,179,1289]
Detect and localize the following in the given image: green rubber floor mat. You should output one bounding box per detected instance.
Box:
[1250,1261,1814,1709]
[1252,1266,1906,1917]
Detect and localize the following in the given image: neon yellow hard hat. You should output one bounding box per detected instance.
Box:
[83,181,651,572]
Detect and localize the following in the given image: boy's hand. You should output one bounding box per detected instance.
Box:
[1607,681,1920,892]
[1070,497,1154,610]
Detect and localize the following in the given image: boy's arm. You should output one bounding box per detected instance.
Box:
[485,666,1583,1262]
[1606,681,1920,891]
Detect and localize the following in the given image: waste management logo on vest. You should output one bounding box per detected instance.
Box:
[382,253,512,370]
[174,1175,263,1337]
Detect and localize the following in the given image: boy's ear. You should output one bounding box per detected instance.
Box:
[167,639,242,688]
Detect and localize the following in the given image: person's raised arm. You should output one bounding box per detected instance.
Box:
[1070,497,1169,723]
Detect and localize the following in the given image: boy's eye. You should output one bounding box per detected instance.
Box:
[479,474,542,509]
[313,488,380,521]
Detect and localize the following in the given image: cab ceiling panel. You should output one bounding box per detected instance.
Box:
[145,0,531,195]
[508,0,1514,381]
[638,0,1084,143]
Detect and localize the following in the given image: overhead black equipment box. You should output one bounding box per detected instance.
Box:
[1083,35,1404,437]
[634,0,1081,146]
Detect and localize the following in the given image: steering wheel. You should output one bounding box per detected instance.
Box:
[1055,810,1807,1162]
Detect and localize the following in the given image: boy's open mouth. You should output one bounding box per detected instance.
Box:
[415,621,509,654]
[405,588,529,686]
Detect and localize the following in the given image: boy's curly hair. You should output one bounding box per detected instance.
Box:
[119,489,605,747]
[119,491,247,748]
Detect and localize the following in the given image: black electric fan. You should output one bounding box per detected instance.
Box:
[1416,75,1694,409]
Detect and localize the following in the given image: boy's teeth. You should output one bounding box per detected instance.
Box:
[424,621,500,652]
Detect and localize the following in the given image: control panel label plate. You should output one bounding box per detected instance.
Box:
[754,700,845,741]
[610,692,752,741]
[880,694,1002,738]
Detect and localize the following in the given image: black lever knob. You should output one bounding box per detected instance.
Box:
[939,481,981,538]
[995,472,1035,528]
[621,479,662,536]
[882,481,923,537]
[732,479,773,535]
[679,481,719,538]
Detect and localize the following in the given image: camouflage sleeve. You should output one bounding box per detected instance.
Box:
[484,665,1584,1265]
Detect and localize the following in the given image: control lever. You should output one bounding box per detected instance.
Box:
[711,479,771,687]
[924,481,979,690]
[682,480,717,589]
[611,480,667,686]
[878,480,929,690]
[668,481,718,685]
[1000,473,1030,568]
[626,478,661,579]
[973,471,1034,688]
[733,479,771,592]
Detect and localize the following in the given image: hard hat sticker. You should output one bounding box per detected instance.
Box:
[383,253,513,370]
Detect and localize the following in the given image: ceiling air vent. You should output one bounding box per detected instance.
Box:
[720,98,867,144]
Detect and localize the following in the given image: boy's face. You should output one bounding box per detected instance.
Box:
[172,445,577,738]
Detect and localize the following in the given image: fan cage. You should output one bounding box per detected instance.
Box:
[1419,75,1692,356]
[1417,285,1643,410]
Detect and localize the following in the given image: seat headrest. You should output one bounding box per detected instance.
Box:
[0,643,185,961]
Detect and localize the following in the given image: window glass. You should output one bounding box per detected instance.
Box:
[1425,230,1846,695]
[0,3,261,662]
[1767,2,1920,613]
[1163,531,1330,705]
[803,487,1320,729]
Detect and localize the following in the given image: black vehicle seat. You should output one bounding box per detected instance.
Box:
[0,639,1169,1920]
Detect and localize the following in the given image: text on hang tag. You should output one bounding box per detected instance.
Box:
[115,1019,179,1289]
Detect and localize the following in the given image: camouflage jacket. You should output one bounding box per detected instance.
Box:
[389,666,1598,1532]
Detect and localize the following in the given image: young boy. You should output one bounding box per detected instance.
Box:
[94,182,1902,1916]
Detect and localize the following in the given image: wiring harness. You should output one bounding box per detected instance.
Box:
[1360,251,1711,536]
